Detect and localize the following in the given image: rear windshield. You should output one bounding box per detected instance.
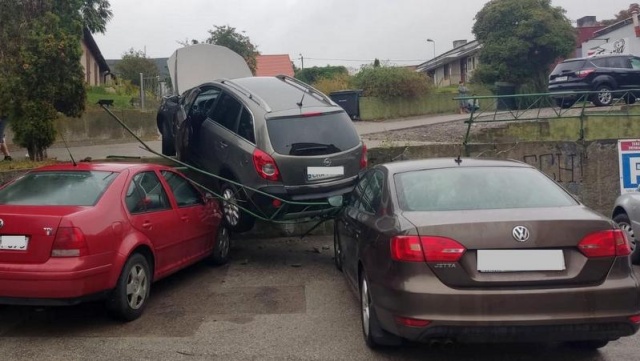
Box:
[0,171,118,206]
[551,60,585,74]
[394,167,578,211]
[267,113,361,155]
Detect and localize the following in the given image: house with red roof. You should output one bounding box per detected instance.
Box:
[255,54,295,77]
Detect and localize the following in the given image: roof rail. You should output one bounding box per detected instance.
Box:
[275,75,334,106]
[221,79,272,113]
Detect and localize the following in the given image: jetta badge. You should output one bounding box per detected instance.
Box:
[322,158,332,167]
[512,226,530,242]
[44,227,53,236]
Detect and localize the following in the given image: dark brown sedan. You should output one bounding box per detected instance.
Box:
[333,158,640,349]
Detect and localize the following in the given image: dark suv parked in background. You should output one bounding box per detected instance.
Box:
[548,54,640,108]
[157,45,366,232]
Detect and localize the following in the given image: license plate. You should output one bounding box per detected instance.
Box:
[554,76,568,82]
[477,249,565,272]
[0,235,29,251]
[307,166,344,181]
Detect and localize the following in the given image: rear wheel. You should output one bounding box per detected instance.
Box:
[613,213,640,264]
[593,85,613,106]
[567,340,609,350]
[360,272,401,348]
[221,182,255,233]
[208,226,231,265]
[334,223,343,271]
[106,253,151,321]
[161,118,175,156]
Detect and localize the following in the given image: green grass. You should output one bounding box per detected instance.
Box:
[86,87,136,109]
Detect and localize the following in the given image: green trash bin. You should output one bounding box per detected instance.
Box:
[495,82,517,110]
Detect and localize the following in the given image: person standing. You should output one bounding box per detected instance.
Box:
[0,115,13,161]
[458,80,469,114]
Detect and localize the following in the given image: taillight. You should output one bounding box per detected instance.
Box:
[576,68,595,78]
[391,236,466,262]
[51,227,88,257]
[360,142,368,169]
[252,149,280,181]
[394,316,431,327]
[629,314,640,324]
[578,230,630,258]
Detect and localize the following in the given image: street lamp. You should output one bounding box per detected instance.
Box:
[427,39,437,86]
[427,38,436,59]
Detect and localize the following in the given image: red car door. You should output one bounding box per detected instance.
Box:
[124,171,183,278]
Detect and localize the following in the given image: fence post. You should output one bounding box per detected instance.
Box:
[140,73,145,110]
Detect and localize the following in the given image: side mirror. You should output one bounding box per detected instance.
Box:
[328,195,344,207]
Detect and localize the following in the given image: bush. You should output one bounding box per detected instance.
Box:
[312,73,352,95]
[352,66,431,99]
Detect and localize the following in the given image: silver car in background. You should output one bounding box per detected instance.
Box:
[612,189,640,264]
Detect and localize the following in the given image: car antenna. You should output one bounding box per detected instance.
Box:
[455,155,462,165]
[296,92,306,108]
[58,128,77,166]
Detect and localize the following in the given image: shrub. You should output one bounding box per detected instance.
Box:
[352,66,431,99]
[313,73,352,95]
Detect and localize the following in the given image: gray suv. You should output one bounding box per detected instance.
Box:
[157,46,366,232]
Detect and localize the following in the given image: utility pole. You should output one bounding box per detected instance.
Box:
[299,53,304,70]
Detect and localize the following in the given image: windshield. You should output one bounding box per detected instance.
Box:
[0,171,118,206]
[267,113,360,155]
[394,167,578,212]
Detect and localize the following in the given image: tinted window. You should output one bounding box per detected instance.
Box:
[161,171,203,207]
[209,93,242,131]
[631,57,640,70]
[0,171,117,206]
[267,113,360,155]
[394,167,578,211]
[588,58,607,68]
[606,57,630,69]
[551,60,586,74]
[188,88,220,118]
[350,171,372,210]
[125,171,171,214]
[359,170,384,214]
[237,108,255,143]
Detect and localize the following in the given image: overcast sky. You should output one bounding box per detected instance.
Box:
[94,0,634,69]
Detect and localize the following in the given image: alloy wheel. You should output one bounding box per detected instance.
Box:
[222,187,240,226]
[126,264,148,310]
[361,277,371,337]
[598,89,612,105]
[217,227,230,260]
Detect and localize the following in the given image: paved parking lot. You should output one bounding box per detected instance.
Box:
[1,235,639,361]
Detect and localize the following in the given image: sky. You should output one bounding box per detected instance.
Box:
[94,0,634,70]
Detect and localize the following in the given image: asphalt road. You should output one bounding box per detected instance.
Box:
[1,236,639,361]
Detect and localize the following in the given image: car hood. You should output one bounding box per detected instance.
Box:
[168,44,253,94]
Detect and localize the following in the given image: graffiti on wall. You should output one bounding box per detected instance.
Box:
[522,153,583,183]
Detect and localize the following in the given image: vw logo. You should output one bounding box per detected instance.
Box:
[0,219,3,228]
[512,226,530,242]
[322,158,332,167]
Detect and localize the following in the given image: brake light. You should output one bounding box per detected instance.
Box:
[360,142,368,169]
[302,112,323,117]
[578,230,630,258]
[576,68,595,78]
[629,314,640,324]
[51,227,88,257]
[252,149,280,181]
[394,316,431,327]
[391,236,466,262]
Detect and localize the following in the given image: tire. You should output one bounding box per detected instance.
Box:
[208,226,231,265]
[613,213,640,264]
[161,119,176,156]
[334,223,343,271]
[567,340,609,350]
[555,98,576,109]
[624,93,637,105]
[220,182,255,233]
[593,85,613,107]
[106,253,151,322]
[360,272,402,348]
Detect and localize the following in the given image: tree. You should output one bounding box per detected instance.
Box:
[472,0,575,91]
[81,0,113,34]
[601,3,640,26]
[0,0,90,160]
[206,25,259,74]
[115,49,159,87]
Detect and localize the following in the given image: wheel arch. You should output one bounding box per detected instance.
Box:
[107,233,156,288]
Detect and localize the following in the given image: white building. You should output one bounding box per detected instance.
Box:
[581,12,640,57]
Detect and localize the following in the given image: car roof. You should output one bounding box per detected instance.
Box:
[563,54,632,62]
[380,158,531,174]
[32,162,173,173]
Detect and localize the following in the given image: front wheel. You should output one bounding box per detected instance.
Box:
[555,98,576,109]
[220,182,255,233]
[334,223,343,271]
[593,85,613,106]
[106,253,151,321]
[208,226,231,265]
[613,213,640,264]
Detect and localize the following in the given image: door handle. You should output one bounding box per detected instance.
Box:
[181,215,189,222]
[219,141,228,149]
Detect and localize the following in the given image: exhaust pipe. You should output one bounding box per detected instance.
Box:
[428,339,442,348]
[442,339,455,350]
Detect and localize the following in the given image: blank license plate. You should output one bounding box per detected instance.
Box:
[554,76,568,82]
[477,249,565,272]
[0,235,29,251]
[307,166,344,181]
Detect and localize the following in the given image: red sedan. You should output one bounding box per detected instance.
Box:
[0,162,228,321]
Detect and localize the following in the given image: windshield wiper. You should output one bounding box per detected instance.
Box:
[290,142,341,155]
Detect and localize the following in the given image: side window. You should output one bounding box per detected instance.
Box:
[125,171,171,214]
[607,57,629,69]
[209,93,242,132]
[237,108,255,143]
[589,58,606,68]
[631,57,640,70]
[161,171,203,207]
[188,88,221,125]
[359,170,384,214]
[350,171,372,210]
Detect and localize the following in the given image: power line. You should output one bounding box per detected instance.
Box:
[304,57,425,63]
